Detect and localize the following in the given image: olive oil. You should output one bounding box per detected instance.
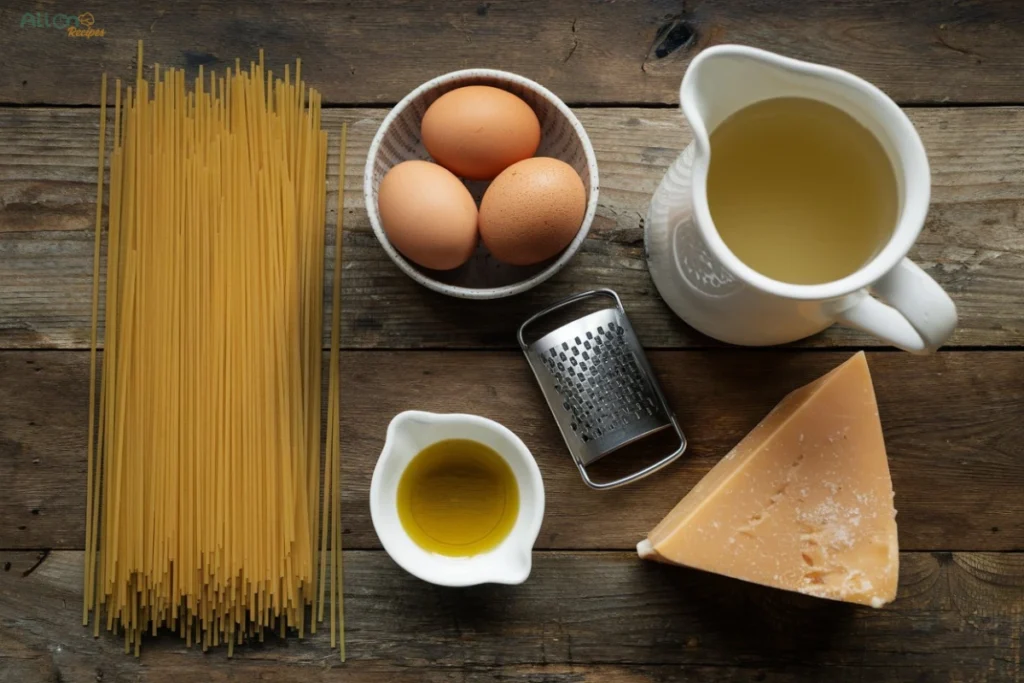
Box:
[397,439,519,557]
[707,97,898,285]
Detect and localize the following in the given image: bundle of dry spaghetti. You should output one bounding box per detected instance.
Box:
[83,42,346,657]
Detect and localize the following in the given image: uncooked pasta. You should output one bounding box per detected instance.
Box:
[84,41,346,658]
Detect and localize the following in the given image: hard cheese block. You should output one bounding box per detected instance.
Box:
[638,351,898,607]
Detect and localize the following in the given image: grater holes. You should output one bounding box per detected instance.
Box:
[539,322,666,443]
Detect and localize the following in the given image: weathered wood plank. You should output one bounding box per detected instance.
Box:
[4,1,1024,105]
[1,550,1022,681]
[0,106,1022,350]
[26,661,1002,683]
[15,662,1016,683]
[2,350,1021,552]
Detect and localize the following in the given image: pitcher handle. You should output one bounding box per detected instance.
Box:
[835,259,957,354]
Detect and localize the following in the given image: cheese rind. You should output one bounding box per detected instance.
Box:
[640,352,898,607]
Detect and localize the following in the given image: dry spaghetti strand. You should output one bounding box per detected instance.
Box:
[325,124,348,660]
[83,72,108,626]
[86,41,345,658]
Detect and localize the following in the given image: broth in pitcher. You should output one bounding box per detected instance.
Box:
[707,97,899,285]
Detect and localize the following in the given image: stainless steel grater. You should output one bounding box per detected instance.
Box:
[518,289,686,490]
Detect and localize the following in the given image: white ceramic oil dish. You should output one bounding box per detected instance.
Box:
[364,69,600,300]
[645,45,957,353]
[370,411,545,586]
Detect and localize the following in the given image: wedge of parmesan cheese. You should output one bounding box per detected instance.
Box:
[638,352,898,608]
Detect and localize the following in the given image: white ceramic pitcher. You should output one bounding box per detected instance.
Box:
[645,45,957,353]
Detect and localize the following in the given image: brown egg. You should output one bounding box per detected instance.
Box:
[377,160,478,271]
[479,157,586,266]
[421,86,541,180]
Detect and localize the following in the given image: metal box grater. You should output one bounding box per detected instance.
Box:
[518,289,686,489]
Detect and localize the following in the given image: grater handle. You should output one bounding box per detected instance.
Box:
[576,417,687,490]
[517,289,622,350]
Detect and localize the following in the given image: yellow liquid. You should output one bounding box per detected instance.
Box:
[397,439,519,557]
[707,97,899,285]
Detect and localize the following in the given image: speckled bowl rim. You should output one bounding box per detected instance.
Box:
[363,68,600,300]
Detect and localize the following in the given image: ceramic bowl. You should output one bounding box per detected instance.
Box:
[363,69,600,300]
[369,411,545,586]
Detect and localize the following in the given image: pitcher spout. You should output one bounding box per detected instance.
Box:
[681,45,822,147]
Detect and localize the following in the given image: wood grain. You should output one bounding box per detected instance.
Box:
[2,350,1021,552]
[3,1,1024,106]
[4,2,1022,679]
[1,550,1022,681]
[1,107,1022,350]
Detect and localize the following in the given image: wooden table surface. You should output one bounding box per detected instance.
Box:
[2,2,1023,681]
